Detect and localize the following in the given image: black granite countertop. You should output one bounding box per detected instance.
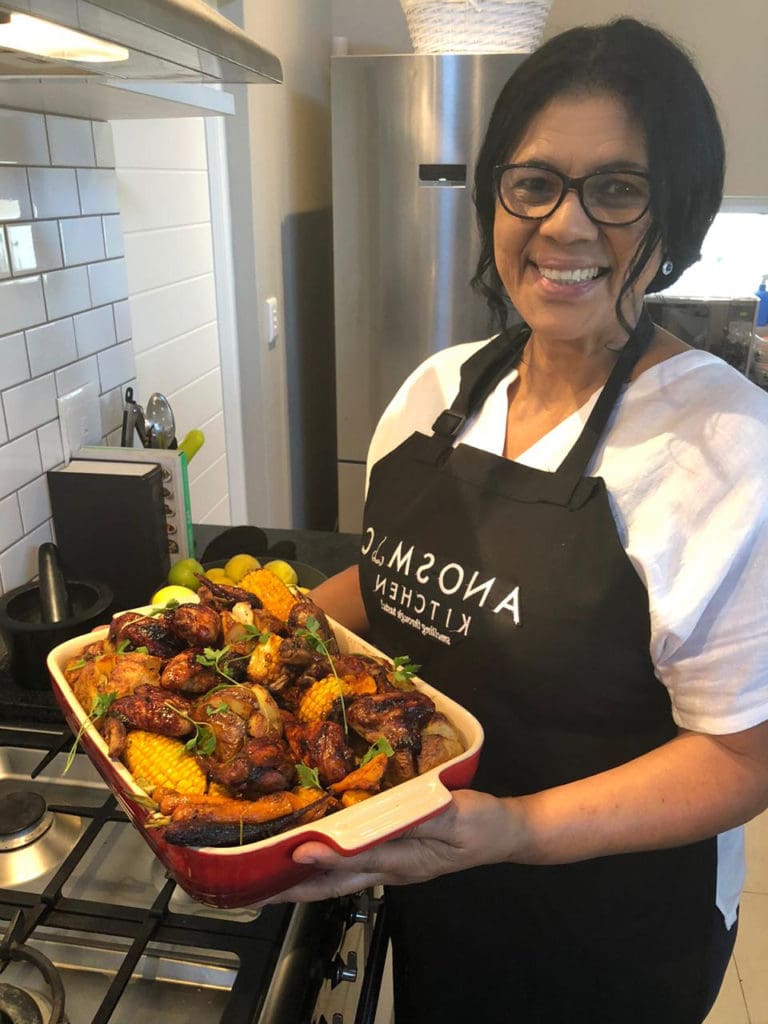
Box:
[0,525,361,725]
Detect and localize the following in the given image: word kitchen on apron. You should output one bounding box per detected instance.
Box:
[358,311,723,1024]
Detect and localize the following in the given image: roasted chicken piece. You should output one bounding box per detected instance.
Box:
[246,633,300,691]
[284,720,354,786]
[286,598,337,651]
[109,611,184,659]
[97,687,194,758]
[221,602,288,644]
[160,649,220,696]
[195,576,263,612]
[416,712,465,774]
[190,684,282,762]
[72,650,163,715]
[202,736,296,798]
[346,691,436,784]
[166,603,221,648]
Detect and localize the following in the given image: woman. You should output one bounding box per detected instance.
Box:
[270,19,768,1023]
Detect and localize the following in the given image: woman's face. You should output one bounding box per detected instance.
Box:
[493,91,661,349]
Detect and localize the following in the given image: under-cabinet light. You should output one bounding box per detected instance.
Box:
[0,11,129,63]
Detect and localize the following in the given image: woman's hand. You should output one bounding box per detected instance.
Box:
[258,789,520,904]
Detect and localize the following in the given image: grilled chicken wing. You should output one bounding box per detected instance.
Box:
[346,690,436,783]
[203,737,296,797]
[284,720,354,786]
[160,649,220,696]
[72,651,163,714]
[166,604,221,648]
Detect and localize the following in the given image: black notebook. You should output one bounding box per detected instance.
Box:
[47,460,170,613]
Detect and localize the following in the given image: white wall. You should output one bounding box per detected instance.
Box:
[111,118,231,528]
[0,110,132,595]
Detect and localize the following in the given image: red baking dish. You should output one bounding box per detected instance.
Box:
[47,616,484,908]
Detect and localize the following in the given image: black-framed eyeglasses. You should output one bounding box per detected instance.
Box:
[494,164,652,226]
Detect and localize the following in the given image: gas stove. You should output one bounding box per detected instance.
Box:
[0,722,387,1024]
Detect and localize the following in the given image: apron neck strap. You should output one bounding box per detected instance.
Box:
[431,322,530,443]
[555,308,655,495]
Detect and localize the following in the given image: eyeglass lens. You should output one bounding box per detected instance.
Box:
[498,167,650,224]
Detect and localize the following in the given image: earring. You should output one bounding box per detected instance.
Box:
[661,258,674,276]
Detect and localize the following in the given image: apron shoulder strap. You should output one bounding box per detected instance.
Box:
[556,308,655,498]
[431,322,530,442]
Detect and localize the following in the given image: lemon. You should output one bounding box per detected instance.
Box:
[205,567,232,584]
[167,557,204,591]
[151,584,200,606]
[265,559,298,587]
[224,553,262,583]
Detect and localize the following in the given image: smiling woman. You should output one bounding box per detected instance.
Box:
[288,18,768,1024]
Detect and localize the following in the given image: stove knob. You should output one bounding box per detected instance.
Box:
[328,950,358,987]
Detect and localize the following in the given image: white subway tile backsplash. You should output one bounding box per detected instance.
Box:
[0,494,23,552]
[0,110,49,166]
[59,215,105,265]
[42,265,91,319]
[46,115,96,168]
[2,374,57,440]
[0,231,9,279]
[113,299,132,342]
[189,453,228,525]
[18,475,52,533]
[123,223,213,293]
[0,519,53,594]
[26,318,77,376]
[118,169,210,232]
[97,340,135,393]
[37,420,64,472]
[0,276,46,335]
[135,322,218,395]
[7,220,63,275]
[102,215,124,258]
[73,304,115,358]
[130,274,215,353]
[112,119,207,171]
[0,410,6,445]
[28,167,79,218]
[0,432,43,501]
[55,354,98,397]
[0,168,32,223]
[87,258,128,305]
[92,121,116,169]
[77,168,119,215]
[0,332,29,390]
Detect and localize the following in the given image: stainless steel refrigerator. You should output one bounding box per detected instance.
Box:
[332,53,524,532]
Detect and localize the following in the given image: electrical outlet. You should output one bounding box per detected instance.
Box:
[57,382,102,462]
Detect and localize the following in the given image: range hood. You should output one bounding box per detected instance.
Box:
[0,0,282,85]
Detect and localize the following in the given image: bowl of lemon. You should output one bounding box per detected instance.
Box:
[151,554,327,607]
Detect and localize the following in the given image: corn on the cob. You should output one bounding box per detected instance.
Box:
[298,673,377,723]
[239,569,297,621]
[123,730,207,795]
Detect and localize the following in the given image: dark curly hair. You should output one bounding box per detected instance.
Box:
[471,18,725,329]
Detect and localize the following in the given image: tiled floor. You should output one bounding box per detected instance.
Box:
[705,809,768,1023]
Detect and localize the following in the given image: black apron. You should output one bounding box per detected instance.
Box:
[359,312,730,1024]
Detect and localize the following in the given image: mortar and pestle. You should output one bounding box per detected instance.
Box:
[0,544,112,691]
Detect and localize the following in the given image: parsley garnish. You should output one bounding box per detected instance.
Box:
[163,702,217,756]
[391,656,420,686]
[295,616,348,733]
[64,690,117,773]
[146,599,180,617]
[296,762,321,789]
[360,737,394,766]
[196,645,240,684]
[242,624,271,644]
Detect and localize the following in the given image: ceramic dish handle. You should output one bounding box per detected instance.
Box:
[313,772,454,855]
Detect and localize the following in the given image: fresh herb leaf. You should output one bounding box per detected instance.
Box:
[116,639,131,654]
[146,599,180,617]
[133,645,149,655]
[195,645,240,684]
[360,737,395,766]
[64,690,118,773]
[206,702,230,717]
[242,624,270,644]
[296,762,321,789]
[391,656,420,685]
[295,617,348,734]
[163,702,217,757]
[70,657,86,670]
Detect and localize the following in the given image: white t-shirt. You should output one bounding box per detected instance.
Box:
[367,341,768,926]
